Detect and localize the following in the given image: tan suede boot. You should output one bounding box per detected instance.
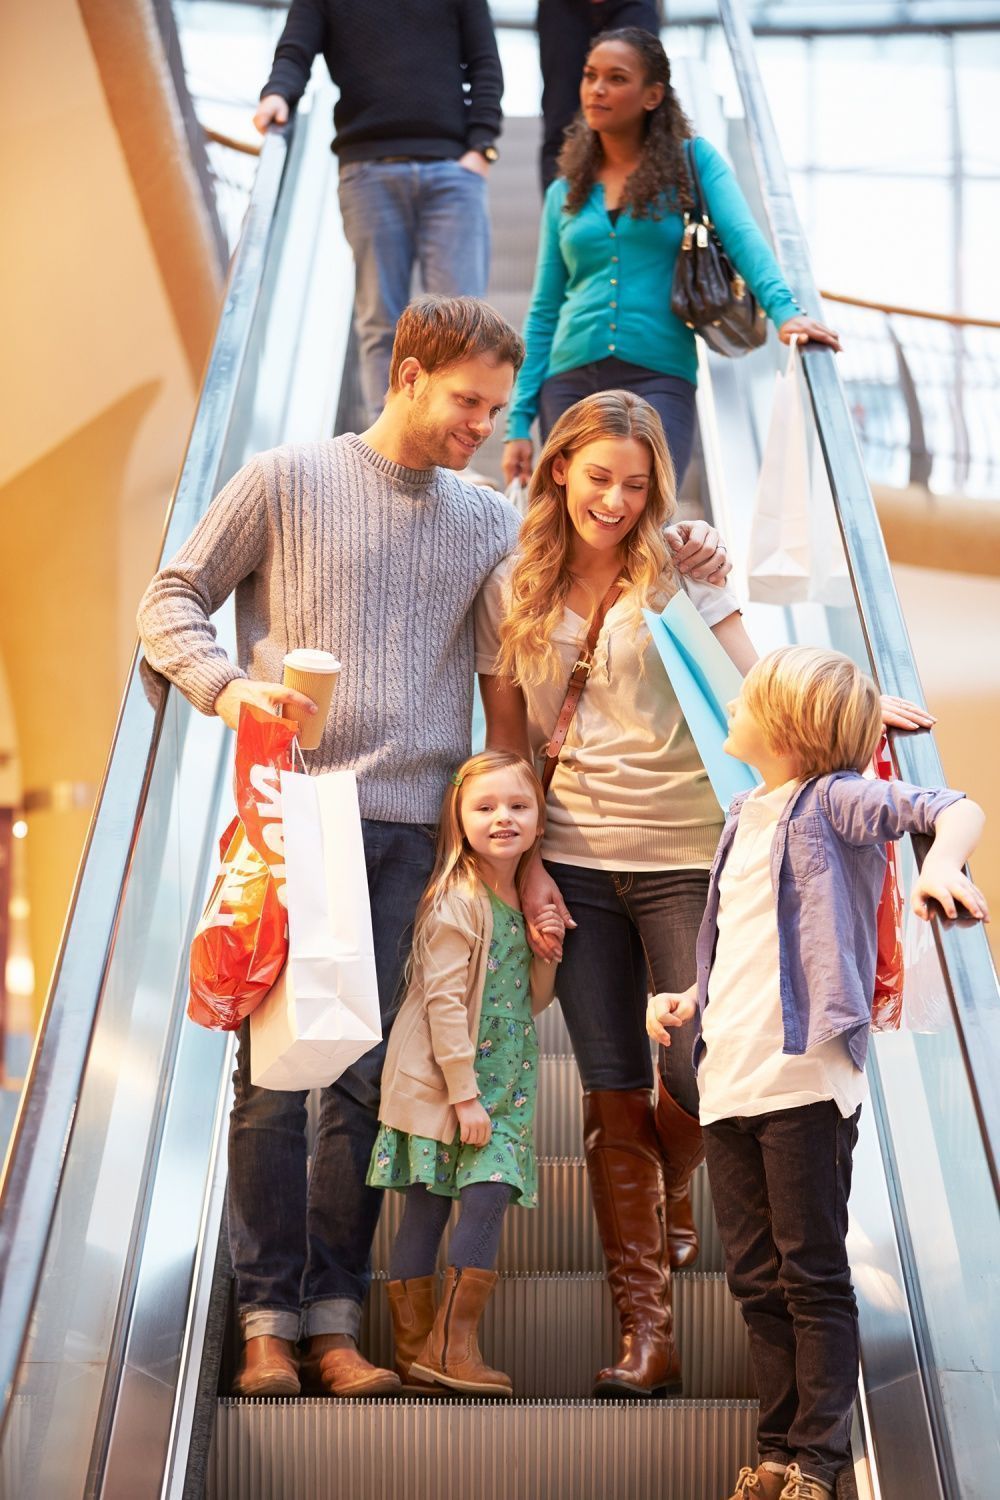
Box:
[723,1464,788,1500]
[585,1088,683,1398]
[410,1266,513,1396]
[232,1335,300,1397]
[653,1076,706,1270]
[300,1334,401,1396]
[386,1276,441,1393]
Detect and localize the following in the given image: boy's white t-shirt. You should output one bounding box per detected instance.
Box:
[697,779,868,1127]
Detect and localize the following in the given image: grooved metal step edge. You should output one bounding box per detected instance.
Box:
[360,1272,751,1400]
[535,1054,584,1157]
[534,1000,571,1055]
[209,1398,759,1500]
[372,1158,723,1273]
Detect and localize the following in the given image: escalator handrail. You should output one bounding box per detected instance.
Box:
[716,0,1000,1204]
[0,124,294,1434]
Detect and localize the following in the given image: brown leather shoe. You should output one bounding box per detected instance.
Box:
[387,1276,441,1393]
[410,1266,513,1396]
[653,1075,706,1270]
[724,1464,788,1500]
[232,1335,300,1397]
[300,1334,401,1397]
[584,1087,683,1399]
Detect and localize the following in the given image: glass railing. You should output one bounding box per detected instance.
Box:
[710,5,1000,1495]
[0,98,351,1496]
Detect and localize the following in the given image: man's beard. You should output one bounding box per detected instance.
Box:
[406,398,473,472]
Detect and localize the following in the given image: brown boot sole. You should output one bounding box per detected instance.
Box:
[232,1371,301,1398]
[593,1374,683,1400]
[409,1362,512,1397]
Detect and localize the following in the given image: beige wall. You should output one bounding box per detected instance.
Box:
[892,563,1000,938]
[0,0,220,1020]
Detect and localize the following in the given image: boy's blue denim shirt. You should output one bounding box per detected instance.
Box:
[693,771,964,1072]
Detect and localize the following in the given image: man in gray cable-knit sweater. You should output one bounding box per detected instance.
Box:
[138,294,728,1400]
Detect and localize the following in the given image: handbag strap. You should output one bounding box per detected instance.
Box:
[683,138,710,228]
[541,582,623,793]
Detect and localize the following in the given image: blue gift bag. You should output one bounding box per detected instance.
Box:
[642,591,760,811]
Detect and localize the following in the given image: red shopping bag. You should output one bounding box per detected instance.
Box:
[871,734,905,1032]
[187,703,298,1031]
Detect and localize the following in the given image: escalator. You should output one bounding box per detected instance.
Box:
[2,4,998,1497]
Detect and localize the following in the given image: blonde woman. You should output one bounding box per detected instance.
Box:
[478,388,752,1398]
[476,390,928,1400]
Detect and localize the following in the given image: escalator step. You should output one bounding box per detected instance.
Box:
[534,1001,571,1054]
[360,1272,751,1401]
[535,1055,584,1157]
[210,1397,759,1500]
[372,1158,723,1274]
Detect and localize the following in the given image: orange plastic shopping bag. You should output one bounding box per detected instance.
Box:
[187,703,297,1031]
[871,734,905,1032]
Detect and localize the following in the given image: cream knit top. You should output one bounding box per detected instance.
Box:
[474,559,741,871]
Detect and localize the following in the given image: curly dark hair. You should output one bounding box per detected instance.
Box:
[558,27,695,220]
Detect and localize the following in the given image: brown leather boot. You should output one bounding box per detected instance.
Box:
[386,1276,441,1393]
[232,1335,300,1396]
[653,1075,706,1270]
[300,1334,401,1396]
[410,1266,513,1396]
[584,1088,683,1399]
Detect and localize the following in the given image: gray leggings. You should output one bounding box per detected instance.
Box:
[388,1182,512,1282]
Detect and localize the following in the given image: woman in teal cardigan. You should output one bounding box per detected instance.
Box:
[502,27,839,488]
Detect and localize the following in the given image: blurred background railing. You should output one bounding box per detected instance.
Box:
[820,290,1000,501]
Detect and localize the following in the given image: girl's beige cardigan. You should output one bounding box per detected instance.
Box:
[378,881,556,1144]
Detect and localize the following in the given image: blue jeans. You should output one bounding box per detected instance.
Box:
[228,819,437,1342]
[539,358,698,487]
[703,1103,861,1488]
[546,860,710,1115]
[337,158,491,421]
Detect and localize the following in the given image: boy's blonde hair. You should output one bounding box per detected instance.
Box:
[742,646,882,777]
[408,750,546,976]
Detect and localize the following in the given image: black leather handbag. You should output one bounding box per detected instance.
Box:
[669,139,768,357]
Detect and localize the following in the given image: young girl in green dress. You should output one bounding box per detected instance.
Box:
[367,749,564,1396]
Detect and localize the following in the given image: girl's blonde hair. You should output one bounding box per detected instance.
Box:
[742,646,883,777]
[497,390,679,686]
[408,751,546,975]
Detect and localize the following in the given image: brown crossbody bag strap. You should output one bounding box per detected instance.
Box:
[540,582,623,794]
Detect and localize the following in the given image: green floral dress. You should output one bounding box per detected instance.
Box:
[367,889,539,1207]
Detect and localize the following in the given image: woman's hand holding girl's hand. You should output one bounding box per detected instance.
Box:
[778,314,842,352]
[523,861,575,963]
[502,440,533,486]
[531,902,566,956]
[879,694,936,732]
[455,1097,493,1147]
[666,520,732,586]
[646,987,698,1046]
[911,855,989,925]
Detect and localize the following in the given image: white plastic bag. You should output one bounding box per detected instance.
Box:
[250,767,381,1090]
[505,477,530,517]
[747,340,851,608]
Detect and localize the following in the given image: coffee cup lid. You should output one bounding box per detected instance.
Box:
[283,648,341,673]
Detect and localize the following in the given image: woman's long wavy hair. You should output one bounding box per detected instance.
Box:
[559,27,694,220]
[496,390,678,688]
[408,751,546,977]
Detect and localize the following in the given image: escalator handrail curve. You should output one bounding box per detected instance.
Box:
[0,124,295,1435]
[716,0,1000,1203]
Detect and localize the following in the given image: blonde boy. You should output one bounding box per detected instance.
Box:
[647,647,987,1500]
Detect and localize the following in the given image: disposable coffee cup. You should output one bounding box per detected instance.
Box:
[282,649,341,751]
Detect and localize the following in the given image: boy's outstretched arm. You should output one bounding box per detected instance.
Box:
[912,799,989,922]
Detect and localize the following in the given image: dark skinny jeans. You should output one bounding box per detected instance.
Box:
[703,1101,862,1489]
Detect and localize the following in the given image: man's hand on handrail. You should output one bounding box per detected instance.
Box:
[254,94,290,134]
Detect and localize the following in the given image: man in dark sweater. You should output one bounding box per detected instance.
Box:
[538,0,661,189]
[255,0,503,422]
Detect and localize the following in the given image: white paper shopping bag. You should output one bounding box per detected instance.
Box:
[250,768,381,1090]
[747,340,851,608]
